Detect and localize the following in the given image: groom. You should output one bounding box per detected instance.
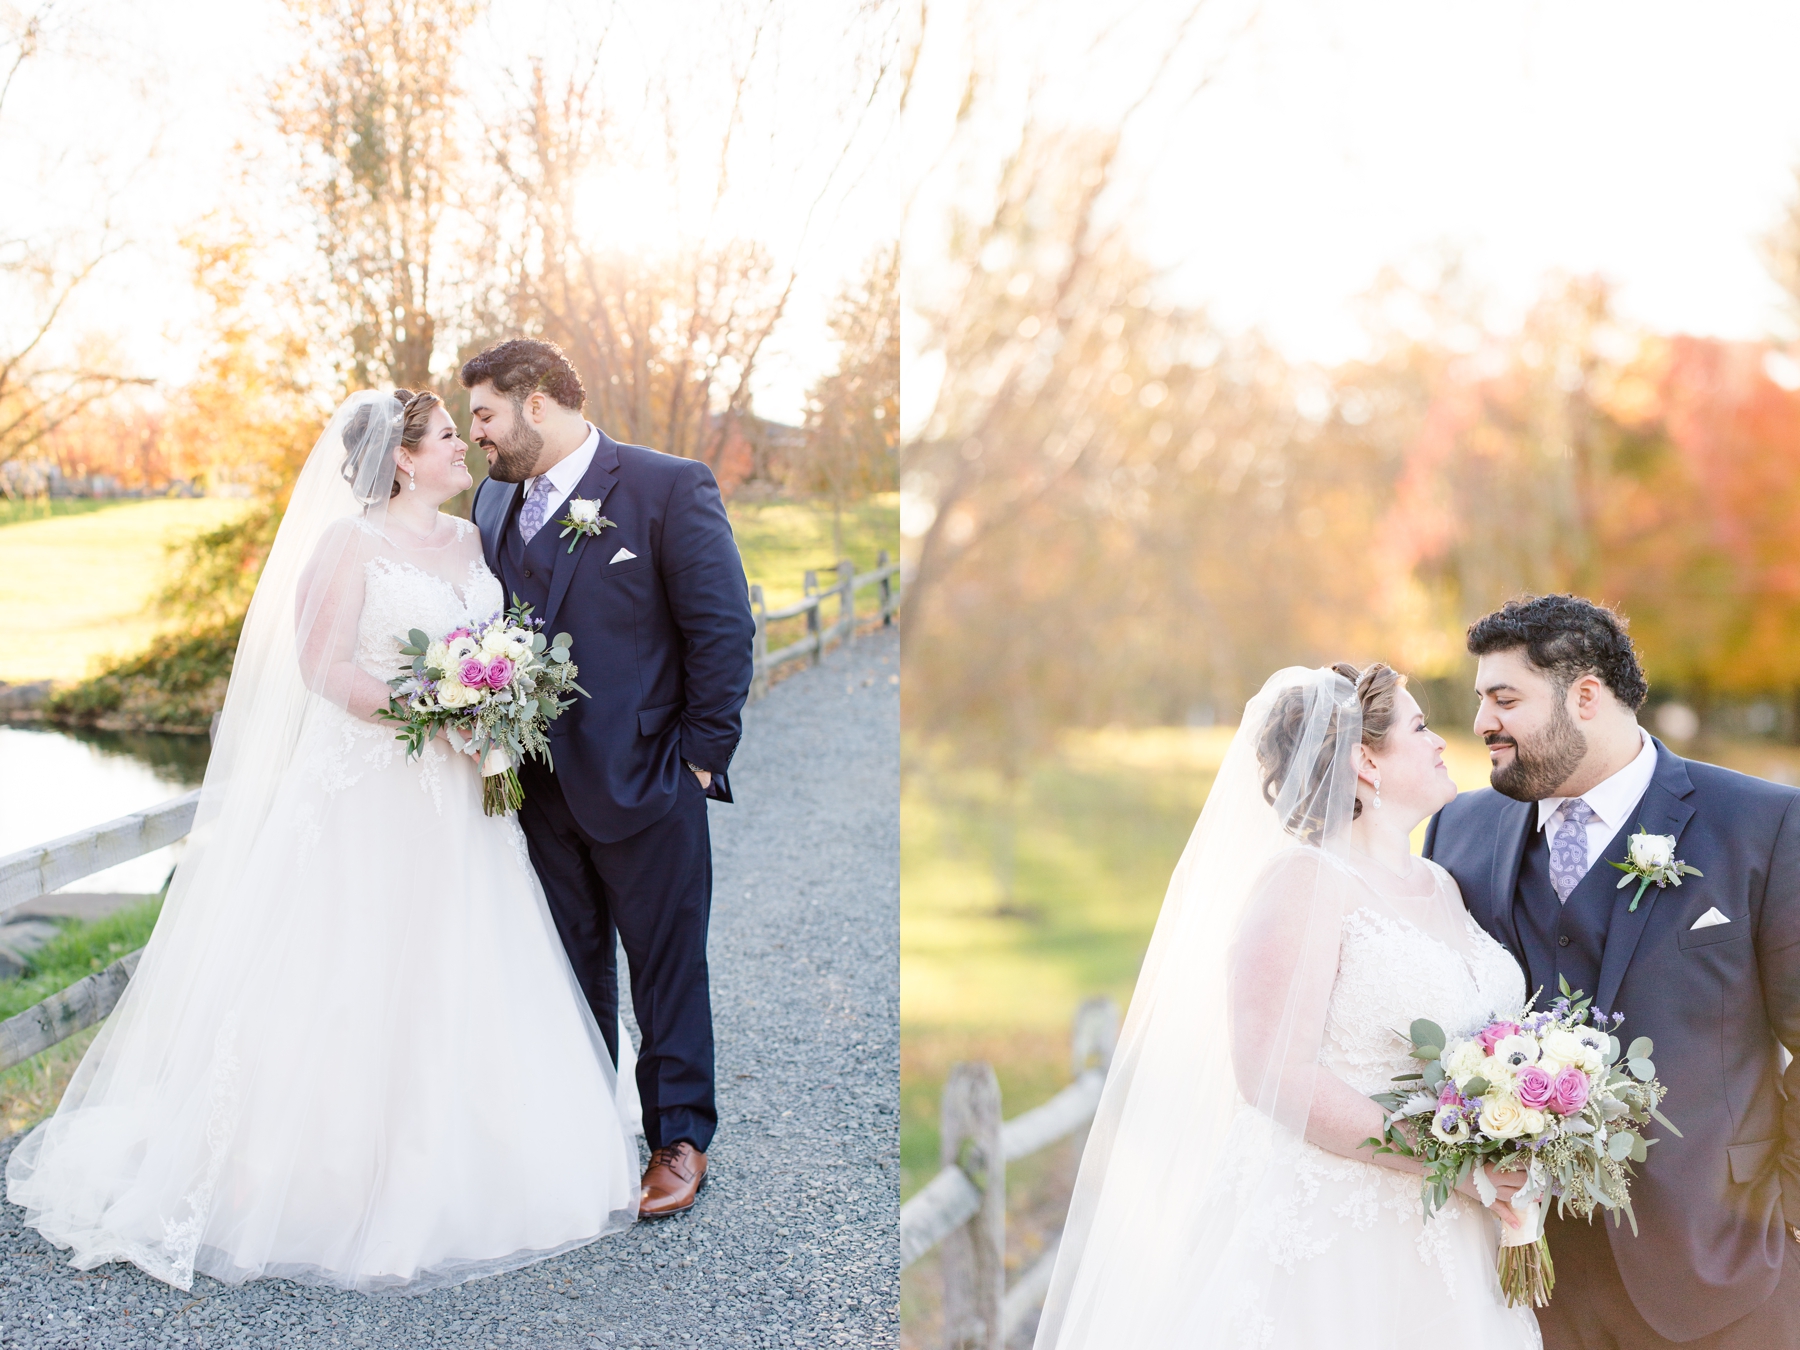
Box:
[464,339,755,1218]
[1425,594,1800,1349]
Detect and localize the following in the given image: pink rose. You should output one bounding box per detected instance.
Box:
[445,627,472,641]
[1514,1064,1554,1111]
[458,657,488,687]
[1476,1021,1521,1054]
[1438,1082,1461,1106]
[484,657,515,689]
[1549,1065,1590,1115]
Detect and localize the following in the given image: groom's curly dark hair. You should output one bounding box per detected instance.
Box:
[1466,594,1649,710]
[459,339,586,411]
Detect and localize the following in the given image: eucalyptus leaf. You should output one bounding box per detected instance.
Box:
[1626,1037,1654,1061]
[1628,1058,1654,1082]
[1608,1131,1635,1161]
[408,628,431,650]
[1648,1105,1683,1138]
[1461,1076,1490,1098]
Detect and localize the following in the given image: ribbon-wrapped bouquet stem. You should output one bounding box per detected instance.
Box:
[1365,979,1679,1308]
[379,601,586,815]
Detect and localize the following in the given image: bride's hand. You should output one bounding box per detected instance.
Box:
[1454,1166,1526,1228]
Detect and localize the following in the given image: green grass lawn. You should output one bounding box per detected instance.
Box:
[0,498,138,529]
[730,493,899,610]
[0,897,162,1136]
[0,498,251,683]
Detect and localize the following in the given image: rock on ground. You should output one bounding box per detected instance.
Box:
[0,628,900,1349]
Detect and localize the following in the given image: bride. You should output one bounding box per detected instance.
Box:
[6,391,640,1293]
[1035,664,1540,1349]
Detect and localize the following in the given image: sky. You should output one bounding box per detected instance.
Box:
[4,0,899,425]
[904,0,1800,433]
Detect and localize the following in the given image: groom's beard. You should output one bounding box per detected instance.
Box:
[1487,698,1588,802]
[480,419,545,483]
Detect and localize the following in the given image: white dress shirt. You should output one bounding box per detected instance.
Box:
[1534,727,1659,876]
[523,424,599,526]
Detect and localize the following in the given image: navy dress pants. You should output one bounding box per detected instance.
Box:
[517,762,716,1153]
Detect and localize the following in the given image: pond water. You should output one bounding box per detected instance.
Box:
[0,725,210,894]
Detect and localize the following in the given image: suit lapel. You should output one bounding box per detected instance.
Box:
[544,427,621,630]
[476,477,520,579]
[1593,743,1696,1016]
[1489,795,1534,952]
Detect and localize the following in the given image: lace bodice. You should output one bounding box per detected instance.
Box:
[1320,860,1525,1095]
[352,533,504,682]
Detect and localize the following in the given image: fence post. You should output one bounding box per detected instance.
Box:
[940,1062,1005,1350]
[749,583,770,701]
[1070,997,1120,1076]
[803,569,822,667]
[878,548,894,626]
[837,558,856,648]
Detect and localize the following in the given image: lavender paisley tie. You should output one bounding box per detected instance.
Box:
[1549,798,1596,903]
[518,475,554,545]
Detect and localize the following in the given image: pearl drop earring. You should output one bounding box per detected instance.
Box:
[1372,777,1382,810]
[406,468,417,491]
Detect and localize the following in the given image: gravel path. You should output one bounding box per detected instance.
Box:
[0,629,901,1349]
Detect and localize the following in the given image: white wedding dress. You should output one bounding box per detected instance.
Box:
[7,511,641,1293]
[1170,853,1542,1348]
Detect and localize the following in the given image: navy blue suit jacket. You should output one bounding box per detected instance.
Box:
[1425,741,1800,1341]
[473,428,755,844]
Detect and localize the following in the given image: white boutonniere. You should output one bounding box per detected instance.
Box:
[556,498,617,554]
[1608,826,1702,912]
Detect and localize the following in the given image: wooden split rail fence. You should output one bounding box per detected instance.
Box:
[749,549,900,698]
[0,556,901,1076]
[900,998,1118,1350]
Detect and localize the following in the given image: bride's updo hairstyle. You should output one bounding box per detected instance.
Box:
[1255,661,1404,842]
[340,389,443,502]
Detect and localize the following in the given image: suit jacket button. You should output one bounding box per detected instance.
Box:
[524,568,533,578]
[1558,935,1571,947]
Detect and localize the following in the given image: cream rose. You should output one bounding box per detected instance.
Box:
[425,640,452,673]
[568,497,600,525]
[1628,832,1676,870]
[436,679,473,710]
[1538,1028,1588,1075]
[1478,1092,1530,1140]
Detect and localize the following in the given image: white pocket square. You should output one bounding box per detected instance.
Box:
[1690,907,1731,930]
[609,547,637,564]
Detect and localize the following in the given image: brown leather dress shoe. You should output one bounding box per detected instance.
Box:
[640,1142,707,1218]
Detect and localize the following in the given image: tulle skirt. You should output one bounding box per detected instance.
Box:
[6,704,640,1292]
[1164,1109,1541,1349]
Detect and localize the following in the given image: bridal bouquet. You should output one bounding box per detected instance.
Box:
[1366,979,1678,1308]
[379,601,586,815]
